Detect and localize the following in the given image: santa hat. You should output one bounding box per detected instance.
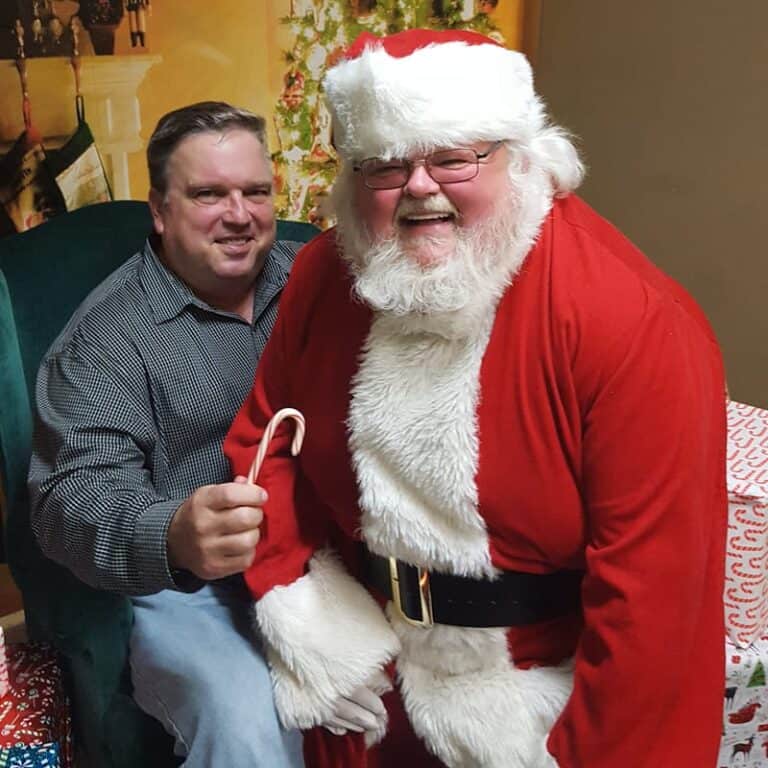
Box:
[323,28,545,161]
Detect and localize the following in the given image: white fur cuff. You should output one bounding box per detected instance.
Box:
[254,549,401,730]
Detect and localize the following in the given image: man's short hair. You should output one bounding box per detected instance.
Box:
[147,102,268,196]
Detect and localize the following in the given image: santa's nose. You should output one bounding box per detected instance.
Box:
[403,164,441,198]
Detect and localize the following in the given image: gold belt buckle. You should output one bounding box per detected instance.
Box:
[388,557,434,628]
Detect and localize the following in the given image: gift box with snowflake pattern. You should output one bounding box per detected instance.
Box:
[0,742,60,767]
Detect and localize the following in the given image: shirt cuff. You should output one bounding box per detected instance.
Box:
[133,499,202,594]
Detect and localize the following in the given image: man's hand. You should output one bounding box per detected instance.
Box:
[166,477,266,580]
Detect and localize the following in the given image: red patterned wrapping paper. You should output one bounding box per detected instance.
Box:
[0,629,7,698]
[726,401,768,649]
[0,643,72,768]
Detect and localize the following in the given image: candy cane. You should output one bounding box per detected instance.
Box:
[246,407,306,485]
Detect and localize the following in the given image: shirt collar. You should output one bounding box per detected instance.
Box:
[140,237,291,326]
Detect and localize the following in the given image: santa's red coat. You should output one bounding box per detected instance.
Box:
[225,194,726,767]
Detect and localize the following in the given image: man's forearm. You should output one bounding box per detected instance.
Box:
[31,469,183,595]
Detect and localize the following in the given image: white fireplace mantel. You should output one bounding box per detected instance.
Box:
[0,54,161,199]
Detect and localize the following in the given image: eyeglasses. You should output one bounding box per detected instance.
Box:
[353,141,505,190]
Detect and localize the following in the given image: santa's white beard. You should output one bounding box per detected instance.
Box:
[334,168,552,339]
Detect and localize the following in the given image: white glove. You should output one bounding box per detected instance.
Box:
[322,669,392,737]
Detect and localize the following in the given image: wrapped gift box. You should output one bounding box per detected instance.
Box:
[726,400,768,648]
[0,743,60,767]
[721,635,768,766]
[0,643,72,768]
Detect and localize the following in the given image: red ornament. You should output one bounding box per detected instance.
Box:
[281,70,305,110]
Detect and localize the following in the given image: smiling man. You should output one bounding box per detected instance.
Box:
[29,103,305,767]
[225,30,727,768]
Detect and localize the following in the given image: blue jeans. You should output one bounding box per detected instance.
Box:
[129,581,304,768]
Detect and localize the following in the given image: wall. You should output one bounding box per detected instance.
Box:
[120,0,282,201]
[533,1,768,407]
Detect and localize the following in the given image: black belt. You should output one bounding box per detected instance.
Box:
[362,548,583,628]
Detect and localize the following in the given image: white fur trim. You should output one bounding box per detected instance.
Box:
[349,311,497,577]
[254,549,400,730]
[324,40,545,160]
[390,608,571,768]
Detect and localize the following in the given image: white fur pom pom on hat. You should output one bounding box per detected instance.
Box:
[322,28,545,161]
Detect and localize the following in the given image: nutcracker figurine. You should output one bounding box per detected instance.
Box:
[126,0,150,47]
[13,18,24,56]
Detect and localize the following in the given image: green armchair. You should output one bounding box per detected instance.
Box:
[0,201,319,767]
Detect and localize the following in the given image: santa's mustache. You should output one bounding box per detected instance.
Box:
[395,195,459,223]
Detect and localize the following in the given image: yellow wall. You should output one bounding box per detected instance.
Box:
[495,0,526,48]
[119,0,286,201]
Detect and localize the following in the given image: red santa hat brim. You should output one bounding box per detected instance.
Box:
[323,28,542,161]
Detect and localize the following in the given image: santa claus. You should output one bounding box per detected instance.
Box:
[224,28,726,768]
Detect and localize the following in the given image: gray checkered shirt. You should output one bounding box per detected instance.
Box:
[28,237,300,595]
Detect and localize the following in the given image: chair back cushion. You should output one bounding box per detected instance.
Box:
[0,201,152,396]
